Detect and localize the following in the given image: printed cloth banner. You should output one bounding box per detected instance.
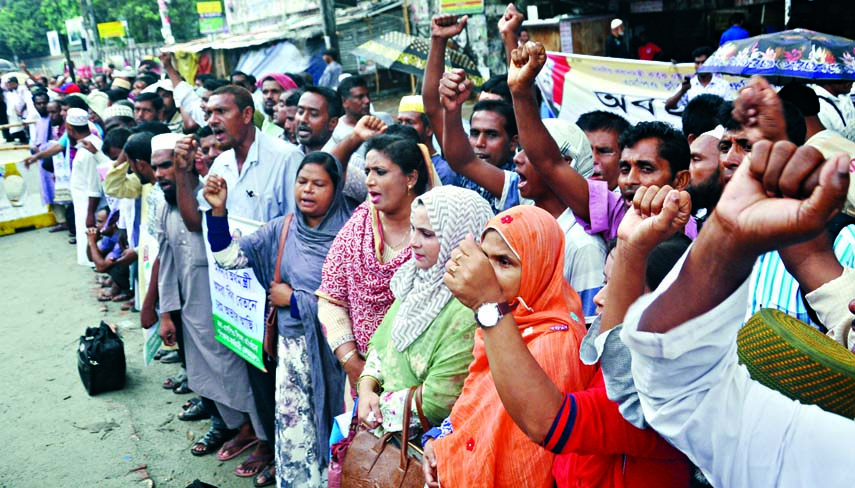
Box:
[536,52,745,130]
[205,215,267,371]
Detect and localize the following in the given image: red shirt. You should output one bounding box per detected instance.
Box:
[543,369,692,488]
[638,42,661,61]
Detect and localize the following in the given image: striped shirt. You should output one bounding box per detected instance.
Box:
[748,225,855,327]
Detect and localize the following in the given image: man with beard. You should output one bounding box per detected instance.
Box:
[175,86,302,476]
[134,92,164,125]
[150,133,256,462]
[685,127,724,222]
[257,73,299,138]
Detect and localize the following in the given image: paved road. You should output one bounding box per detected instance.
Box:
[0,219,250,487]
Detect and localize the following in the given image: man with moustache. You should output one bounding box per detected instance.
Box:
[150,133,256,460]
[274,91,300,145]
[257,73,299,138]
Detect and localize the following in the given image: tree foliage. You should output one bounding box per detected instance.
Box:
[0,0,203,59]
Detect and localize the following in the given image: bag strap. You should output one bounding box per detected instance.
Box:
[400,386,418,470]
[272,214,293,284]
[414,385,430,432]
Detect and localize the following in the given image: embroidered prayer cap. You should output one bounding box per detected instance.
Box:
[543,118,595,178]
[150,133,184,153]
[398,95,424,114]
[111,78,131,90]
[104,104,134,120]
[143,78,174,94]
[66,108,89,127]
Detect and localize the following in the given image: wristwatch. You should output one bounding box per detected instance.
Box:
[475,302,512,328]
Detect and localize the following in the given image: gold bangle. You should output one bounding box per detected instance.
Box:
[356,375,380,393]
[339,348,358,366]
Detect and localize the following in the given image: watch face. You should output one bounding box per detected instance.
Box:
[476,304,501,327]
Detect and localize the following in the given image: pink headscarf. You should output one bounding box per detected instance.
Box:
[256,73,298,91]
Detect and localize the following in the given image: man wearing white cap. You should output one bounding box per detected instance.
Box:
[605,19,630,59]
[143,79,184,134]
[150,132,259,461]
[66,107,103,266]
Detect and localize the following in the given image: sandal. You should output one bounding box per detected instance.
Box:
[153,348,170,360]
[173,379,193,394]
[163,369,187,389]
[111,291,133,302]
[179,400,211,421]
[191,425,237,457]
[217,437,259,461]
[234,452,274,478]
[182,397,202,410]
[97,291,115,302]
[160,350,181,364]
[253,461,276,487]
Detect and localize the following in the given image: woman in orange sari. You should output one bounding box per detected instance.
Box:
[423,205,595,487]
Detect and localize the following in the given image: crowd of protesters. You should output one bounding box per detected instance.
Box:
[4,3,855,487]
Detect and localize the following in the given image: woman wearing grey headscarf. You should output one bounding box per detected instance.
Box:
[356,186,493,435]
[205,152,354,487]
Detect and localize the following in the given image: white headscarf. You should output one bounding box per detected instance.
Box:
[389,186,493,351]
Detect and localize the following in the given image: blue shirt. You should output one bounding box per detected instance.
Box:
[431,154,457,187]
[720,25,750,45]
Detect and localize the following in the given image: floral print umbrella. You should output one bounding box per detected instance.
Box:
[699,29,855,83]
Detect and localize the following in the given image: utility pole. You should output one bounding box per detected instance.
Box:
[320,0,339,55]
[80,0,102,62]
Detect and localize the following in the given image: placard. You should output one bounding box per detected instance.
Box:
[205,216,267,371]
[440,0,484,15]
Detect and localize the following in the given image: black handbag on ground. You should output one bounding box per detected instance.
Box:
[77,321,126,395]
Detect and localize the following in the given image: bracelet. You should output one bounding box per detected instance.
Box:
[356,375,380,393]
[339,348,359,366]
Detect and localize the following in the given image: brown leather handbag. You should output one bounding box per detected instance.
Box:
[341,385,431,488]
[264,214,293,360]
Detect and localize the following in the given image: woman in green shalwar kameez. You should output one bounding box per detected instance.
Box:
[356,186,494,433]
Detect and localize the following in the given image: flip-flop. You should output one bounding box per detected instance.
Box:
[191,425,237,457]
[217,437,259,462]
[253,461,276,487]
[234,452,274,478]
[111,292,133,302]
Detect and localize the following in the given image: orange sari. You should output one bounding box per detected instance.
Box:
[434,206,595,487]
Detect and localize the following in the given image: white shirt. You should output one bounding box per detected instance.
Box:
[69,134,104,197]
[172,80,206,127]
[813,85,855,143]
[3,86,31,134]
[198,128,303,222]
[679,73,735,107]
[621,252,855,488]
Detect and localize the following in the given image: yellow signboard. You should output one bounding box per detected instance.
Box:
[97,21,126,39]
[197,1,223,14]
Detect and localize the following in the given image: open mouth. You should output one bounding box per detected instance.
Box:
[368,191,381,204]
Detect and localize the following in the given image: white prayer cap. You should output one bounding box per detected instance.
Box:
[701,125,725,140]
[66,108,89,127]
[611,19,623,29]
[143,78,174,94]
[150,133,184,153]
[104,103,134,120]
[543,118,595,178]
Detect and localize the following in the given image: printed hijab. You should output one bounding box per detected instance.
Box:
[389,186,493,351]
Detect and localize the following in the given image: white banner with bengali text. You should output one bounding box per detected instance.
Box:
[536,52,746,130]
[205,216,267,371]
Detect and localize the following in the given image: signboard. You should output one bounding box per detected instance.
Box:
[97,21,126,39]
[440,0,484,15]
[197,1,227,34]
[199,16,226,34]
[537,52,746,129]
[47,31,62,57]
[65,17,85,49]
[205,216,267,371]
